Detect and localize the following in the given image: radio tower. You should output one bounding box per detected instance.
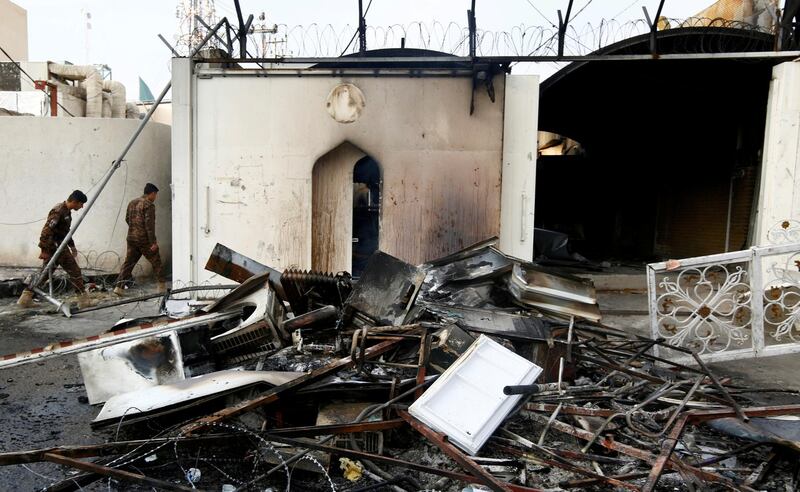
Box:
[175,0,218,54]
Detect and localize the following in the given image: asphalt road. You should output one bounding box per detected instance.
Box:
[0,288,162,490]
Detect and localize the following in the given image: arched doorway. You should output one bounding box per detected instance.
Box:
[312,142,382,276]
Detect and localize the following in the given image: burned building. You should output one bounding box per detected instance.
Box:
[171,49,539,285]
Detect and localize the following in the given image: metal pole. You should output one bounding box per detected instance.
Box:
[358,0,367,54]
[724,174,735,252]
[27,18,228,313]
[32,286,71,317]
[158,34,180,57]
[468,1,476,59]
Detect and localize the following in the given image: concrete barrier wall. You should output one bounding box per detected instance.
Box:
[0,117,171,278]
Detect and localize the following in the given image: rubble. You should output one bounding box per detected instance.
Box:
[1,240,800,491]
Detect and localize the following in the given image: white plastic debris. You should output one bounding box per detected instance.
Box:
[409,335,543,455]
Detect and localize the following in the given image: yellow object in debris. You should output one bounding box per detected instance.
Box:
[339,457,363,481]
[16,289,33,308]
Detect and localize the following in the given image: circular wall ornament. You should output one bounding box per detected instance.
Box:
[325,83,365,123]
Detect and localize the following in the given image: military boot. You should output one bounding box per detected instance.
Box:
[17,289,34,308]
[77,293,98,309]
[113,286,125,296]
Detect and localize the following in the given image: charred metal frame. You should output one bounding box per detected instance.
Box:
[642,404,800,491]
[399,410,515,492]
[0,310,239,369]
[196,50,800,67]
[263,434,543,492]
[186,337,403,432]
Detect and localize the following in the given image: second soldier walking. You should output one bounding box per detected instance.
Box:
[114,183,166,295]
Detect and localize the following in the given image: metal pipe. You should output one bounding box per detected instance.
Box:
[47,266,53,298]
[28,18,229,313]
[691,352,749,421]
[537,402,563,446]
[75,284,238,314]
[0,310,239,369]
[358,0,367,54]
[32,286,71,317]
[723,170,743,252]
[158,34,180,57]
[503,383,565,395]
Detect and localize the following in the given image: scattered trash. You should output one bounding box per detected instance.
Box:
[186,467,201,484]
[339,457,364,481]
[1,241,799,491]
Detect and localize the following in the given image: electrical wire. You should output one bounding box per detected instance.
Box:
[0,43,75,117]
[572,0,595,21]
[0,218,45,226]
[0,164,117,227]
[525,0,556,27]
[108,160,129,247]
[611,0,644,20]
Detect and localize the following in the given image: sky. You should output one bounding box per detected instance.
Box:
[13,0,708,101]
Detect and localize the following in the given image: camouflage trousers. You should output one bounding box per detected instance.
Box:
[41,249,84,294]
[116,241,165,287]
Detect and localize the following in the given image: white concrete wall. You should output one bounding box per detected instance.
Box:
[172,60,538,285]
[0,118,171,277]
[754,60,800,245]
[0,0,28,62]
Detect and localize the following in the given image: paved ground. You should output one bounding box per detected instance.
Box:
[710,354,800,400]
[0,283,164,490]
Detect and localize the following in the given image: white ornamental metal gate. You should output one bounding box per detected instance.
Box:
[647,239,800,363]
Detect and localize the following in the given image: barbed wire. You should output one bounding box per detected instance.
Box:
[170,278,234,299]
[23,416,335,491]
[242,17,774,59]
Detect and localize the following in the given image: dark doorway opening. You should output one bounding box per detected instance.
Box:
[352,156,381,277]
[537,28,777,264]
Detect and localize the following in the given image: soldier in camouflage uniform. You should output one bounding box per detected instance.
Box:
[114,183,165,295]
[17,190,91,308]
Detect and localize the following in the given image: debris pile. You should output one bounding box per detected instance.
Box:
[1,238,800,491]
